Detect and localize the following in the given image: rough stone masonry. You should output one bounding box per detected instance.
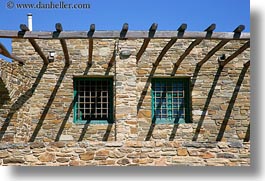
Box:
[0,37,250,166]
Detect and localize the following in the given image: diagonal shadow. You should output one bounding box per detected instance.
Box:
[169,124,179,141]
[244,124,250,142]
[137,65,157,113]
[192,66,223,141]
[145,123,155,141]
[0,64,48,141]
[29,65,69,142]
[216,65,249,141]
[55,64,92,141]
[191,64,201,92]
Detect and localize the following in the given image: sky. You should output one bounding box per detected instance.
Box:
[0,0,250,61]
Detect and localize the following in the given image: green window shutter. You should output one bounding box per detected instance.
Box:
[151,78,191,124]
[73,77,113,124]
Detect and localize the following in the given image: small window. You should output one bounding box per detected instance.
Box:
[151,78,191,124]
[73,77,113,124]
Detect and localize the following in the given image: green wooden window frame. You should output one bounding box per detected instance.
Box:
[73,77,113,124]
[151,78,191,124]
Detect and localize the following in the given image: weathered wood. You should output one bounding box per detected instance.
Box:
[219,41,250,67]
[0,30,250,40]
[120,23,129,38]
[153,38,177,67]
[20,24,30,31]
[233,25,245,33]
[19,24,49,64]
[90,24,95,32]
[244,60,250,67]
[28,39,49,64]
[60,39,70,66]
[150,23,158,31]
[0,42,25,64]
[178,23,187,32]
[174,38,203,68]
[88,39,93,65]
[55,23,70,65]
[136,23,158,63]
[204,24,216,32]
[55,23,63,32]
[197,40,229,67]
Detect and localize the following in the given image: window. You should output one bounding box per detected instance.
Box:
[151,78,191,124]
[73,77,113,124]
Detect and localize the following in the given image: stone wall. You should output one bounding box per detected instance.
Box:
[0,38,250,166]
[0,141,250,166]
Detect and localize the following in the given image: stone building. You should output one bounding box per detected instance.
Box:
[0,23,250,166]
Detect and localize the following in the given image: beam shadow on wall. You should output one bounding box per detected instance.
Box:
[137,65,157,113]
[192,66,223,141]
[29,65,69,142]
[169,124,179,141]
[244,124,250,142]
[216,64,249,141]
[55,64,92,141]
[0,64,48,141]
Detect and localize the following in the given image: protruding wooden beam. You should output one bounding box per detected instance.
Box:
[174,38,203,69]
[233,25,245,33]
[219,41,250,67]
[20,24,30,31]
[149,23,158,32]
[20,24,49,64]
[28,39,49,64]
[55,23,70,66]
[153,38,177,67]
[88,39,93,66]
[55,23,63,32]
[204,23,216,32]
[136,23,158,63]
[0,42,25,65]
[177,23,187,32]
[87,24,95,37]
[244,60,250,67]
[120,23,129,38]
[197,40,229,67]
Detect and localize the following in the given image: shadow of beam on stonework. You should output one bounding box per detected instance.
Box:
[0,64,48,141]
[145,123,155,141]
[169,124,179,141]
[216,65,249,141]
[190,64,201,92]
[244,124,250,142]
[137,65,157,113]
[192,66,223,141]
[55,64,92,141]
[29,65,69,142]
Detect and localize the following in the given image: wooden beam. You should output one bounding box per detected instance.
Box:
[88,24,95,65]
[20,24,49,64]
[233,25,245,33]
[177,23,187,32]
[0,42,25,65]
[136,23,158,63]
[0,30,250,40]
[55,23,71,66]
[88,24,95,37]
[153,38,177,67]
[174,38,203,69]
[197,40,229,67]
[219,41,250,67]
[28,39,49,65]
[88,39,93,65]
[204,23,216,32]
[120,23,129,38]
